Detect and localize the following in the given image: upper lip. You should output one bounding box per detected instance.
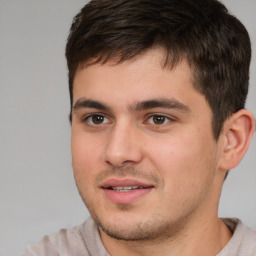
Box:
[100,178,154,189]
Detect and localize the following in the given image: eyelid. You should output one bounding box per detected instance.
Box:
[82,113,112,125]
[145,113,175,125]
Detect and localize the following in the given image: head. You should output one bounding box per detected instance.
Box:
[66,0,254,246]
[66,0,251,140]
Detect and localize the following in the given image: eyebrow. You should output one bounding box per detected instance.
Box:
[73,99,110,111]
[132,98,191,113]
[72,97,191,113]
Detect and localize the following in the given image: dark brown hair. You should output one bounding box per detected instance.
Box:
[66,0,251,139]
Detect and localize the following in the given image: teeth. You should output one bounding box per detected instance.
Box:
[112,186,143,192]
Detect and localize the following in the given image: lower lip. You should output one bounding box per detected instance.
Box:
[103,188,153,204]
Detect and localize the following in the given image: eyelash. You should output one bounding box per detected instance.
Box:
[146,114,173,126]
[82,113,174,127]
[83,114,111,126]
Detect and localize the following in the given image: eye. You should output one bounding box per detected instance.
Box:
[85,114,110,125]
[147,115,171,125]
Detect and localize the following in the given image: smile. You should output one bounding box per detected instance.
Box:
[110,186,145,192]
[100,179,154,204]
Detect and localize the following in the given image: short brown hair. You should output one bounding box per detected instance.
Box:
[66,0,251,139]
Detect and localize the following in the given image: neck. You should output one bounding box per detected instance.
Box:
[99,214,232,256]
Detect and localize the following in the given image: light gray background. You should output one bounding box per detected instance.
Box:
[0,1,255,255]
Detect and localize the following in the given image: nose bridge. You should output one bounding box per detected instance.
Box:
[104,118,142,167]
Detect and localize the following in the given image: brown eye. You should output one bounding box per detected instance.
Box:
[92,115,104,124]
[86,114,107,125]
[147,115,171,125]
[153,115,166,125]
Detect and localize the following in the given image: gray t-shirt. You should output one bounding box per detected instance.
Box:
[24,217,256,256]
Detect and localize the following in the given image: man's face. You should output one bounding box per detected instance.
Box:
[71,49,224,241]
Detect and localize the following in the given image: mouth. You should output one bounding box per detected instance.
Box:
[108,186,147,192]
[100,178,154,204]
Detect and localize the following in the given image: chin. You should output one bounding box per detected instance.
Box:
[92,210,182,242]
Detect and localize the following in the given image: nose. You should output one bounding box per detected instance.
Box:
[104,121,143,167]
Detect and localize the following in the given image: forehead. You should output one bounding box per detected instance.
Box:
[74,49,193,90]
[72,48,206,112]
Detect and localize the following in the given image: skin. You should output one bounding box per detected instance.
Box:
[71,48,254,255]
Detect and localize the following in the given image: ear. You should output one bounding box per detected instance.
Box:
[218,109,255,171]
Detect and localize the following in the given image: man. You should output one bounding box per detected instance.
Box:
[24,0,255,255]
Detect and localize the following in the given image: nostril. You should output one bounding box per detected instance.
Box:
[105,159,139,168]
[104,129,143,166]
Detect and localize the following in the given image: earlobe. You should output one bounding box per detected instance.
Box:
[218,109,255,171]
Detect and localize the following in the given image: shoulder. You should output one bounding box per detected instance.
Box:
[24,221,88,256]
[24,217,109,256]
[218,218,256,256]
[238,221,256,253]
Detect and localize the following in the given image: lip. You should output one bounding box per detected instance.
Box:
[101,178,154,189]
[100,178,154,204]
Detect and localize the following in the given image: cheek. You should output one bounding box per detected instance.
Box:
[146,135,217,216]
[71,128,103,167]
[146,130,216,189]
[71,130,102,187]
